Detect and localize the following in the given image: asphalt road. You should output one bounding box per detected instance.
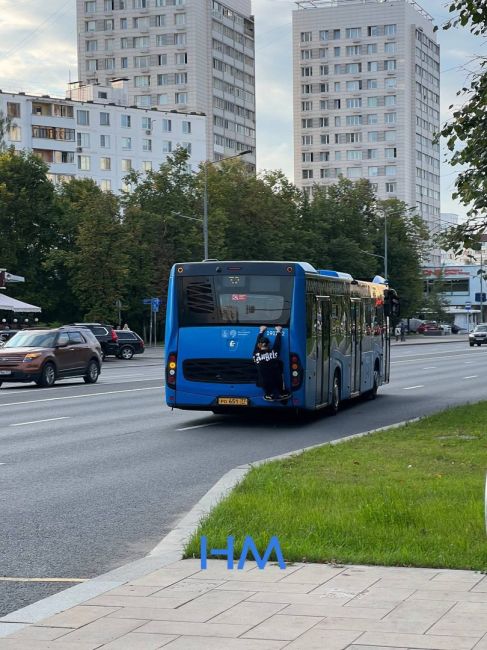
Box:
[0,341,486,617]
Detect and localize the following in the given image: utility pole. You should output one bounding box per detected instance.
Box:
[384,211,388,280]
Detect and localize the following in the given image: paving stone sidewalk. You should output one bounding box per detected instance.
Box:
[3,560,487,649]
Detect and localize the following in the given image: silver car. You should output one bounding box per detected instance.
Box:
[469,324,487,347]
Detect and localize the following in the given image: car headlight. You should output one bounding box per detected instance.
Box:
[23,352,42,362]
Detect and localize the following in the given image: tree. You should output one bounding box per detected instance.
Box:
[422,269,452,323]
[58,179,128,322]
[0,149,67,319]
[0,111,13,151]
[437,1,487,251]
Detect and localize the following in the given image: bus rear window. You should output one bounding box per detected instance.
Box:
[178,275,293,326]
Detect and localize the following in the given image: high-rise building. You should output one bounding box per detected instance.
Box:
[0,82,206,193]
[76,0,256,165]
[292,0,440,251]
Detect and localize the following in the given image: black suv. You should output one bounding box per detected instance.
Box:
[115,330,145,359]
[71,323,119,359]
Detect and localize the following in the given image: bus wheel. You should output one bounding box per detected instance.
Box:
[330,373,340,415]
[368,367,380,400]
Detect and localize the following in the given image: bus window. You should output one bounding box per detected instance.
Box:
[178,275,293,326]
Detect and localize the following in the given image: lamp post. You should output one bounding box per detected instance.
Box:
[202,149,252,260]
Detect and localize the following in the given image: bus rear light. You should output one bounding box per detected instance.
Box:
[166,352,177,388]
[290,353,303,389]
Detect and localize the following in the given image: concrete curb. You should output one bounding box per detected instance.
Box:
[0,415,421,638]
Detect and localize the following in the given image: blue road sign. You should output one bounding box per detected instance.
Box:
[142,298,152,305]
[151,298,161,313]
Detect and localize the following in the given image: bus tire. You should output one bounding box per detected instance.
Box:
[367,365,380,400]
[330,372,341,415]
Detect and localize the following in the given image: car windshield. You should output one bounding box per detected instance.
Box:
[4,332,57,348]
[475,325,487,332]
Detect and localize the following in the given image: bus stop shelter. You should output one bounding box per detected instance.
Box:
[0,293,42,313]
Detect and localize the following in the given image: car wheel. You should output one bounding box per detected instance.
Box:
[330,372,341,415]
[84,359,100,384]
[36,362,56,388]
[477,342,482,347]
[119,345,134,360]
[469,342,474,347]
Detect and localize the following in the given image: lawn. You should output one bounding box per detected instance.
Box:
[185,402,487,570]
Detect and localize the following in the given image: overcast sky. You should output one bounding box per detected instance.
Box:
[0,0,481,221]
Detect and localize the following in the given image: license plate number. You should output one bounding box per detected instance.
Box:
[0,370,12,375]
[217,397,249,406]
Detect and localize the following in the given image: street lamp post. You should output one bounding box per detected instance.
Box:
[202,149,252,260]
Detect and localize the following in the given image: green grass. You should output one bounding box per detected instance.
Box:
[185,403,487,570]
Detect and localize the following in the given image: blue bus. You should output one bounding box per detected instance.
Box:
[165,261,398,413]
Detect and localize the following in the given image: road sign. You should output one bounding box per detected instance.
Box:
[475,293,486,303]
[142,298,152,305]
[465,301,472,311]
[151,298,161,313]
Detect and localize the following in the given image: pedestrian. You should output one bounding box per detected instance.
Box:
[253,325,290,401]
[394,324,401,342]
[400,321,406,342]
[123,323,130,330]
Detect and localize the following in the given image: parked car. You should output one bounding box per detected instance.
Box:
[71,323,119,359]
[114,330,145,359]
[468,323,487,347]
[417,321,441,334]
[0,329,21,343]
[0,326,102,388]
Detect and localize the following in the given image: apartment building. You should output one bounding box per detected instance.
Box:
[76,0,256,164]
[0,81,206,193]
[293,0,441,248]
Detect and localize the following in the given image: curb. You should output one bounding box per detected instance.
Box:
[0,415,421,638]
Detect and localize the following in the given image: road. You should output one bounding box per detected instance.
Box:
[0,341,485,617]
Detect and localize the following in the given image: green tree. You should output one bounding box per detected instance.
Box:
[437,1,487,251]
[0,149,67,319]
[422,269,452,323]
[0,111,13,151]
[59,179,128,322]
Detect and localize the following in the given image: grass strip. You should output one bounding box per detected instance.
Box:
[185,402,487,570]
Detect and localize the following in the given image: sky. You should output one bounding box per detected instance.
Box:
[0,0,482,222]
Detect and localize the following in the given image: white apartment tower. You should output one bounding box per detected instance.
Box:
[293,0,440,239]
[76,0,256,164]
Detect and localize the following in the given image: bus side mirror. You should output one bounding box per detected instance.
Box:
[384,290,400,318]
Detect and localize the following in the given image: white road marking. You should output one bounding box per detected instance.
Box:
[464,375,479,379]
[0,386,164,408]
[177,423,216,431]
[422,366,437,370]
[392,351,487,365]
[403,385,424,390]
[0,577,87,583]
[11,417,71,427]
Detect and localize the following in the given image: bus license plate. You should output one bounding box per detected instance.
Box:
[217,397,249,406]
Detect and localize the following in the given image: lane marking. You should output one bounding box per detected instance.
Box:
[0,376,161,397]
[392,351,487,365]
[422,366,437,370]
[10,417,71,427]
[464,375,479,379]
[177,423,216,431]
[0,386,164,408]
[403,385,424,390]
[0,577,87,584]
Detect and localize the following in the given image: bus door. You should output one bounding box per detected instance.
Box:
[384,315,391,383]
[315,296,331,406]
[351,298,362,394]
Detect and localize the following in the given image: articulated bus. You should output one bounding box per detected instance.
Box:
[165,261,399,414]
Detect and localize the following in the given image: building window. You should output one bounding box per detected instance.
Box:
[142,161,152,172]
[320,151,329,162]
[367,79,378,89]
[346,27,361,39]
[120,17,127,29]
[85,1,96,13]
[368,166,379,177]
[385,130,396,142]
[334,47,341,57]
[121,56,128,68]
[367,114,378,124]
[182,120,191,134]
[366,148,378,159]
[133,0,147,7]
[385,182,396,193]
[134,55,150,68]
[135,95,151,107]
[100,179,111,192]
[385,165,397,176]
[121,159,132,171]
[158,94,168,105]
[385,77,397,88]
[302,169,313,179]
[78,155,91,171]
[346,115,362,126]
[368,61,379,72]
[301,31,312,42]
[122,137,132,149]
[85,20,96,32]
[175,92,187,104]
[9,126,21,141]
[134,75,150,88]
[162,140,172,153]
[100,112,110,126]
[347,167,362,178]
[142,117,152,130]
[100,134,111,148]
[368,25,380,37]
[86,39,97,52]
[367,96,378,108]
[174,33,186,45]
[175,72,187,84]
[384,24,397,36]
[385,112,397,124]
[100,157,111,170]
[347,150,362,161]
[302,135,313,145]
[175,52,187,64]
[385,95,396,106]
[77,132,90,147]
[162,118,172,132]
[346,98,361,108]
[302,100,312,111]
[121,114,131,128]
[142,139,152,151]
[366,43,377,54]
[302,152,314,162]
[368,131,378,143]
[134,36,149,48]
[77,110,90,126]
[302,118,313,128]
[346,80,361,91]
[7,102,20,117]
[384,42,397,54]
[174,12,186,25]
[385,147,397,159]
[384,59,397,71]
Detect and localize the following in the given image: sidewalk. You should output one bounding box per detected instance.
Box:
[391,335,468,346]
[3,559,487,649]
